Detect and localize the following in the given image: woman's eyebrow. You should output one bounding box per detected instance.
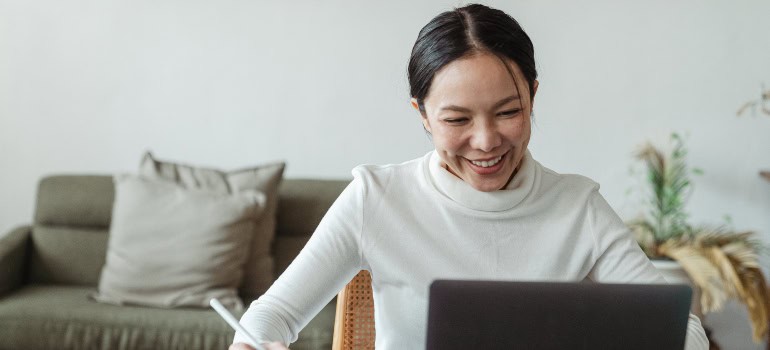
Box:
[438,95,520,113]
[439,105,472,113]
[491,95,520,109]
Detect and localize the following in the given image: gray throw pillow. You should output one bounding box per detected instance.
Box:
[94,175,265,311]
[138,152,285,303]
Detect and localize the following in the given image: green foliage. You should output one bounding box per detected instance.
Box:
[628,133,705,255]
[639,133,698,242]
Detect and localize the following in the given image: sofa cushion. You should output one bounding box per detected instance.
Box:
[29,176,351,288]
[28,226,108,285]
[140,152,285,303]
[276,179,350,238]
[94,175,264,311]
[30,175,114,285]
[273,180,349,277]
[0,285,235,350]
[35,175,115,227]
[0,285,335,350]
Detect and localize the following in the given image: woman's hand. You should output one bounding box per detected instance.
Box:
[229,343,255,350]
[229,342,289,350]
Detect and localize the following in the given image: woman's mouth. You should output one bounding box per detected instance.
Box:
[465,151,508,175]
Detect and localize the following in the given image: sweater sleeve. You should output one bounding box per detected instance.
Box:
[233,175,367,347]
[585,189,709,350]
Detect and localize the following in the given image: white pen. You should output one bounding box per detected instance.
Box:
[210,298,267,350]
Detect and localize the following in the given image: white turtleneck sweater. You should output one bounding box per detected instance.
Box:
[235,151,709,350]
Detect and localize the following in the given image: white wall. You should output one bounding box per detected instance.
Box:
[1,0,769,348]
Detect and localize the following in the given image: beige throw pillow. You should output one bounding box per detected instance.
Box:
[138,152,285,303]
[93,175,265,311]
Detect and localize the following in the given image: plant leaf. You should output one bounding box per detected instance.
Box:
[660,242,728,313]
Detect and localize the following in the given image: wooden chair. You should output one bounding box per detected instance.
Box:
[332,270,375,350]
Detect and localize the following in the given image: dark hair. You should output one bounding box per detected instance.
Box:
[408,4,537,113]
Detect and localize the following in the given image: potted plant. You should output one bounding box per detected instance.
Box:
[627,133,770,343]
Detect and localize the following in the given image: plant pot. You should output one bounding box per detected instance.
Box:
[651,259,704,319]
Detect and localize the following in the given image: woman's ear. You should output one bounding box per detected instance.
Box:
[530,80,539,114]
[411,98,432,134]
[410,98,421,112]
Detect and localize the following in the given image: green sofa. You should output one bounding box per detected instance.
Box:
[0,175,349,350]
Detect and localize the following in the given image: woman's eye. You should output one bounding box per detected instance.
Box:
[499,109,521,117]
[444,118,469,125]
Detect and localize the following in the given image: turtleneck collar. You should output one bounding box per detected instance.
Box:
[426,149,538,212]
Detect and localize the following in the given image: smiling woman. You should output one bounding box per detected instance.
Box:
[413,53,536,192]
[230,4,709,350]
[406,5,538,193]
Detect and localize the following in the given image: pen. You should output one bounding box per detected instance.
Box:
[210,298,267,350]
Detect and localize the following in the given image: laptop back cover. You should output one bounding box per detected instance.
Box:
[426,280,691,350]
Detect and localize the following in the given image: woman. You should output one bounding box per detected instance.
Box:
[232,4,709,350]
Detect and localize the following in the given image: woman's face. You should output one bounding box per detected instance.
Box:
[413,52,537,192]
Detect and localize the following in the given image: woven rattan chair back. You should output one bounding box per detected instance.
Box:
[332,270,375,350]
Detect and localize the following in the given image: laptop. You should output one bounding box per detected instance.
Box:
[426,280,692,350]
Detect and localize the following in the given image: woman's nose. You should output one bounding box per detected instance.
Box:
[469,121,502,152]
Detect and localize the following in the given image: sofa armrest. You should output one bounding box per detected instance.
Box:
[0,225,31,296]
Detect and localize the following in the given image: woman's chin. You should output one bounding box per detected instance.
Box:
[466,176,509,192]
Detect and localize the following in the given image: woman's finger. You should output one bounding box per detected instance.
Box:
[229,343,256,350]
[262,341,290,350]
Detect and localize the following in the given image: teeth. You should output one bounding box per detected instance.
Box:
[471,155,503,168]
